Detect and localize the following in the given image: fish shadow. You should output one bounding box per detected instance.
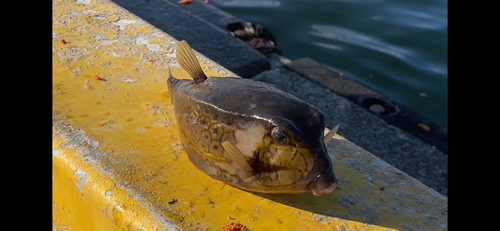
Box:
[248,185,395,229]
[252,189,346,218]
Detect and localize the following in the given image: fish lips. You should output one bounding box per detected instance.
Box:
[307,147,338,196]
[310,171,338,196]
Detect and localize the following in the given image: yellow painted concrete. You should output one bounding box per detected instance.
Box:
[52,0,447,230]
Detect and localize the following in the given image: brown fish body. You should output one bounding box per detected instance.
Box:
[168,41,337,196]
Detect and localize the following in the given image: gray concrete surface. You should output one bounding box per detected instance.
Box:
[110,0,447,196]
[284,58,448,154]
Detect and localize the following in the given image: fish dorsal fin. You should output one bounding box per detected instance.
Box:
[176,40,207,84]
[324,123,340,145]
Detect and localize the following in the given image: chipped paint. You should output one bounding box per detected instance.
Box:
[74,0,90,6]
[52,0,447,230]
[97,39,118,45]
[366,175,373,184]
[53,149,61,157]
[112,19,139,30]
[73,169,87,192]
[135,36,163,52]
[105,190,113,198]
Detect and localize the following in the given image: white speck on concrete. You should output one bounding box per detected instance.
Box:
[117,75,140,83]
[90,16,106,20]
[105,190,113,198]
[97,40,118,45]
[53,149,61,157]
[82,9,97,14]
[112,19,138,30]
[366,175,373,183]
[73,169,87,192]
[438,223,446,228]
[61,9,78,17]
[112,52,120,57]
[136,36,148,45]
[74,0,90,5]
[146,44,161,52]
[135,36,162,52]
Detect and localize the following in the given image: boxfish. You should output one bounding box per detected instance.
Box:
[167,40,339,196]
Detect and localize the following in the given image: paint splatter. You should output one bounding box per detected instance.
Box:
[418,123,430,132]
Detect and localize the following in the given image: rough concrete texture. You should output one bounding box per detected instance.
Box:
[110,0,270,78]
[284,58,448,154]
[254,54,448,196]
[285,58,383,98]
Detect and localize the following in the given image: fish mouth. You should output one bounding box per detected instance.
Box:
[310,171,338,196]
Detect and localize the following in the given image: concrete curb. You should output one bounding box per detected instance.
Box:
[53,0,447,230]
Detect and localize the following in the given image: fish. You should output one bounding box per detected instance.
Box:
[167,40,338,196]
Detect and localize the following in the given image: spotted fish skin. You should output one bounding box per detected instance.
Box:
[167,40,337,196]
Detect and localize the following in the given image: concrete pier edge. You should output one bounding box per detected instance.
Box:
[53,0,448,230]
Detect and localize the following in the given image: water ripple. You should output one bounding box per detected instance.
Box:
[373,7,447,30]
[309,24,445,77]
[312,41,344,51]
[311,25,411,63]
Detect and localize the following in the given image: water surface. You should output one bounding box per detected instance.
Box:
[211,0,448,127]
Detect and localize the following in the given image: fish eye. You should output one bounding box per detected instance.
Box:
[271,127,289,145]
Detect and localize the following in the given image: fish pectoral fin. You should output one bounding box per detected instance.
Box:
[324,123,340,145]
[221,141,260,182]
[176,40,208,84]
[242,174,261,183]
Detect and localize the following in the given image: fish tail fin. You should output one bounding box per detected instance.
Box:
[176,40,207,84]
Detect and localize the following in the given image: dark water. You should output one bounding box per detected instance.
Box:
[211,0,448,127]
